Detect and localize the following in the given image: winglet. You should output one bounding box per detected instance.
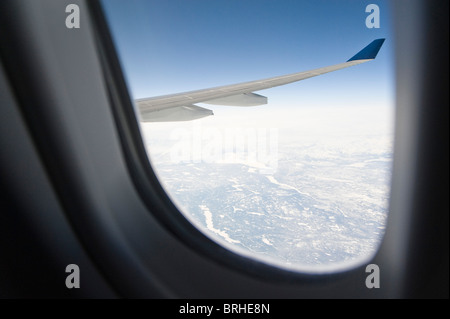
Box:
[347,38,385,62]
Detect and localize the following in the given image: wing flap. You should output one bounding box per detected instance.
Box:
[140,104,213,122]
[205,93,267,106]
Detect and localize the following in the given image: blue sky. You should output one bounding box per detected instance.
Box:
[101,0,394,111]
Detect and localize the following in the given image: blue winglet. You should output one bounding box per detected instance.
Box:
[347,39,385,62]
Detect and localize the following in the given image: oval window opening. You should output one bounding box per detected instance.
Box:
[102,0,395,273]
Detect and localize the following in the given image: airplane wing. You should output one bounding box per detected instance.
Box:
[136,39,385,122]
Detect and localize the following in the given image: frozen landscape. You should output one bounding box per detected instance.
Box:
[143,105,394,271]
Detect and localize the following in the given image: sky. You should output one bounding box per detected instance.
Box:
[101,0,394,113]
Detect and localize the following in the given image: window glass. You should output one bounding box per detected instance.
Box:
[102,0,394,273]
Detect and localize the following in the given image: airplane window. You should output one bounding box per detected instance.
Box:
[101,0,395,273]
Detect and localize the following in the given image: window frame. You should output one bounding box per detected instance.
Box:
[89,0,398,280]
[0,0,446,298]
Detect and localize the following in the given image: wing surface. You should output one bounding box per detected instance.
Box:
[136,39,385,122]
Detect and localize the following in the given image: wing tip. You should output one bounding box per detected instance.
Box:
[347,38,386,62]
